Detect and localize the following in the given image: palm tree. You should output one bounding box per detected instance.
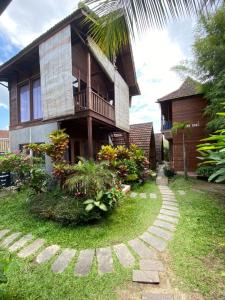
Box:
[172,121,190,179]
[82,0,219,57]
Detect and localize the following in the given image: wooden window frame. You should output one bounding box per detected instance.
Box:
[17,74,43,124]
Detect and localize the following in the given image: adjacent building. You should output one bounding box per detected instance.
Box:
[155,133,164,164]
[0,8,140,165]
[157,77,208,172]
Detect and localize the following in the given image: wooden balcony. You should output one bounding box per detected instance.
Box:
[161,120,173,140]
[74,90,115,121]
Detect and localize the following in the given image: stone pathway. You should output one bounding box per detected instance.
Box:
[0,183,180,299]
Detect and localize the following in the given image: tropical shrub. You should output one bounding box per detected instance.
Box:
[64,159,118,199]
[98,144,150,183]
[29,185,123,225]
[196,165,215,178]
[197,106,225,183]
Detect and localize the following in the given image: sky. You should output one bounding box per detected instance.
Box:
[0,0,196,132]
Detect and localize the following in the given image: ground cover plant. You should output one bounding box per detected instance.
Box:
[0,181,161,300]
[169,177,225,299]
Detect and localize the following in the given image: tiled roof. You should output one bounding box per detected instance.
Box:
[0,130,9,139]
[130,122,153,158]
[158,77,201,102]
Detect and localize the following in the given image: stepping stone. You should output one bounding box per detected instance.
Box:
[36,245,60,264]
[140,259,165,272]
[163,200,178,206]
[140,232,167,252]
[96,247,114,274]
[51,248,76,273]
[142,293,174,300]
[18,239,45,258]
[154,219,176,232]
[148,226,173,241]
[128,239,157,259]
[158,214,179,224]
[1,232,22,247]
[9,234,33,252]
[160,209,180,218]
[0,229,10,240]
[74,249,95,276]
[114,243,135,268]
[130,192,138,198]
[178,190,186,195]
[140,193,147,199]
[162,205,179,212]
[162,195,176,199]
[132,270,159,283]
[150,193,157,199]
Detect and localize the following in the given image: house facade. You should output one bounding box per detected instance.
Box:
[0,8,139,166]
[155,133,164,164]
[157,78,208,172]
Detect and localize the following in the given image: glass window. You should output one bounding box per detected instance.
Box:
[33,79,42,119]
[20,84,30,122]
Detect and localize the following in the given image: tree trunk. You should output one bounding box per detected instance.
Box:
[182,133,188,179]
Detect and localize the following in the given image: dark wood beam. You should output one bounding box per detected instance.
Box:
[87,116,93,158]
[86,52,92,109]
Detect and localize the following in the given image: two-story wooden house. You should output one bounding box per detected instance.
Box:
[0,8,139,167]
[157,77,208,173]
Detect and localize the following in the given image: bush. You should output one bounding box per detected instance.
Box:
[64,159,118,198]
[98,144,150,183]
[196,165,215,178]
[29,186,123,225]
[164,166,176,178]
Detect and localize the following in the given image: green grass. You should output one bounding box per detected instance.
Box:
[0,180,161,300]
[169,177,225,300]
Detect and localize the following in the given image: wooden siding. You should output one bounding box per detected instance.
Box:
[172,95,208,172]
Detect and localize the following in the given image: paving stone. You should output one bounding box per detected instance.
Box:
[163,200,178,206]
[140,232,167,252]
[178,190,186,195]
[148,226,173,241]
[18,239,45,258]
[36,245,60,264]
[51,248,76,273]
[162,195,176,199]
[0,229,10,240]
[128,239,157,259]
[154,219,176,232]
[158,214,179,224]
[96,247,114,274]
[140,259,165,272]
[132,270,159,283]
[9,234,33,252]
[162,205,179,212]
[1,232,22,247]
[114,243,135,268]
[74,249,95,276]
[140,193,147,199]
[130,192,138,198]
[142,293,174,300]
[150,193,157,199]
[160,209,180,218]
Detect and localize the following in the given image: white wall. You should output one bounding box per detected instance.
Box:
[39,25,74,120]
[88,37,130,132]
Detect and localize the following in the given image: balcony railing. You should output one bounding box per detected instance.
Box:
[74,90,115,121]
[162,120,172,131]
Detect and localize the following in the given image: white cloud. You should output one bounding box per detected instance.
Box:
[0,0,80,48]
[130,21,194,133]
[0,84,9,109]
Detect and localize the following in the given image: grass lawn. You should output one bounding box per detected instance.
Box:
[169,177,225,300]
[0,180,161,300]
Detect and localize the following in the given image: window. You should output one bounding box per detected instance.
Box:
[33,78,42,119]
[20,84,30,122]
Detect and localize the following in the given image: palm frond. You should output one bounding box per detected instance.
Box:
[83,0,220,56]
